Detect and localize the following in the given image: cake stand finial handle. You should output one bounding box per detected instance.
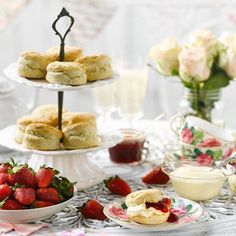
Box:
[52,7,75,62]
[52,7,74,131]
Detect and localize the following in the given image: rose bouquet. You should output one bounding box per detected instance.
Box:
[149,30,236,121]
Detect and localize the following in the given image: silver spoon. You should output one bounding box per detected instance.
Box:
[210,154,236,174]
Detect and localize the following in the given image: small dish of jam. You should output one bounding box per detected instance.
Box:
[108,129,146,164]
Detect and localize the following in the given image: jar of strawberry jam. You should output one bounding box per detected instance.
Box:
[108,129,146,164]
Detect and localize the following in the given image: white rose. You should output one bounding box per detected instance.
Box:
[218,32,236,77]
[149,39,181,76]
[189,29,219,56]
[178,47,212,82]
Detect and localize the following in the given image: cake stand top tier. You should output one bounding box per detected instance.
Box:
[4,63,118,92]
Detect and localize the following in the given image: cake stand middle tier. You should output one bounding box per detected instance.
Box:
[0,125,122,189]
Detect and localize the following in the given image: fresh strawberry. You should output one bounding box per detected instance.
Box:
[81,199,107,221]
[34,200,55,208]
[36,188,62,203]
[142,166,170,185]
[36,167,58,188]
[0,173,9,184]
[14,188,36,206]
[104,176,131,196]
[0,184,12,201]
[1,199,23,210]
[8,166,36,188]
[0,163,12,173]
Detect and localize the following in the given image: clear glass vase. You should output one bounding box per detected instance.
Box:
[179,88,223,123]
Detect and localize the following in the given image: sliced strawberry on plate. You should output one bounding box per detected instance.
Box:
[167,212,178,223]
[142,166,170,185]
[81,199,107,221]
[104,175,131,196]
[14,187,36,206]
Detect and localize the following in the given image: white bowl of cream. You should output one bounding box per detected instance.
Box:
[169,165,226,201]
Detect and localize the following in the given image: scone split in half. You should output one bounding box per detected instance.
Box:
[125,189,171,225]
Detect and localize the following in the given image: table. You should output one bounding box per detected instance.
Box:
[1,120,236,236]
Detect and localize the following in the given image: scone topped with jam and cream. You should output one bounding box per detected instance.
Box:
[125,189,172,224]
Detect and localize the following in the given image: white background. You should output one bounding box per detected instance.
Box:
[0,0,236,129]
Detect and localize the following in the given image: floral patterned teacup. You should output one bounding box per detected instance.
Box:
[171,115,234,147]
[179,141,233,164]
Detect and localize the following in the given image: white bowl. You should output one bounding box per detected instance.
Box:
[0,197,74,223]
[162,160,226,201]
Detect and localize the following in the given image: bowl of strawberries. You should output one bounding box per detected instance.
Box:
[0,159,75,223]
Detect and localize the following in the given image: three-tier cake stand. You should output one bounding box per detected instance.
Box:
[0,8,122,189]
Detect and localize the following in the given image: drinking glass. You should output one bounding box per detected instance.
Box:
[92,83,117,128]
[116,64,148,127]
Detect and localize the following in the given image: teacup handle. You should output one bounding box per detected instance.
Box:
[170,114,185,136]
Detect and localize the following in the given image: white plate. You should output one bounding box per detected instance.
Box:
[0,125,122,156]
[4,62,118,91]
[0,196,73,223]
[104,197,203,231]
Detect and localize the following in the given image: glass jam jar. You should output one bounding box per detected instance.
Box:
[108,129,146,164]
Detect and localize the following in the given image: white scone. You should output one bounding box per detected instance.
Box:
[63,122,99,149]
[75,54,113,81]
[46,46,83,61]
[17,51,51,79]
[15,129,24,144]
[46,61,87,85]
[62,112,96,128]
[32,104,67,127]
[22,123,63,150]
[125,189,171,225]
[15,115,55,144]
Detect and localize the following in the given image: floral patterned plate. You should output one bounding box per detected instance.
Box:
[103,197,203,231]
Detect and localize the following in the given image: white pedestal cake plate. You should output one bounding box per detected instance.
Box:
[3,62,120,190]
[0,125,122,189]
[4,63,117,91]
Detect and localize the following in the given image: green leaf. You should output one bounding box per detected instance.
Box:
[203,71,231,90]
[213,150,223,160]
[206,150,214,157]
[121,202,128,210]
[193,130,204,143]
[186,204,193,212]
[194,148,202,155]
[171,69,179,76]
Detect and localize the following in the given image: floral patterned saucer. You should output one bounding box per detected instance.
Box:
[104,197,203,231]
